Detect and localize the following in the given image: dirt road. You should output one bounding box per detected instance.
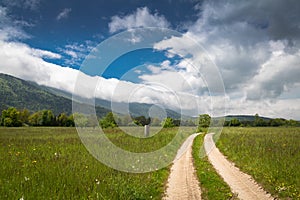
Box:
[204,133,274,200]
[163,133,201,200]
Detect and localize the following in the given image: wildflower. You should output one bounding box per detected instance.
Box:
[32,160,37,164]
[24,177,30,181]
[54,152,59,158]
[95,179,100,185]
[19,196,24,200]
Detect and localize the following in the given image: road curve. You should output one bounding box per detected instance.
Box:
[163,133,201,200]
[204,133,274,200]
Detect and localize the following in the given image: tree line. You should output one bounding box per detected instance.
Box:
[1,107,298,128]
[0,107,197,128]
[221,114,300,127]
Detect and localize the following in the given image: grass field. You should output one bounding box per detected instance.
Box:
[216,127,300,199]
[192,134,236,200]
[0,127,194,199]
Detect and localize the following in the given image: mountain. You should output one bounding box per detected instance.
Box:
[224,115,272,121]
[37,81,183,119]
[0,73,110,117]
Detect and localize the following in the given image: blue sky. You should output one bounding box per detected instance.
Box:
[0,0,300,119]
[2,0,199,68]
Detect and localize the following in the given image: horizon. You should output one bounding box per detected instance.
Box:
[0,0,300,120]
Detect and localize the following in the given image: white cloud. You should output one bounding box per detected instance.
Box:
[108,7,170,33]
[1,2,300,120]
[1,0,41,10]
[58,41,97,67]
[0,6,30,40]
[64,50,78,58]
[56,8,72,21]
[150,0,300,119]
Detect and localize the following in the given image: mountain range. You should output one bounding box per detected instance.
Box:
[0,73,182,119]
[0,73,280,122]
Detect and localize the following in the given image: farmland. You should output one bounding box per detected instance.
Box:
[0,127,194,199]
[216,127,300,199]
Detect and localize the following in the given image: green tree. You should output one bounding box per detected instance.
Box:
[270,118,286,127]
[151,118,161,126]
[19,109,30,124]
[28,110,55,126]
[87,114,99,127]
[42,110,55,126]
[29,111,42,126]
[229,118,241,127]
[198,114,211,132]
[134,116,151,126]
[162,117,175,128]
[66,114,75,127]
[1,107,22,127]
[287,119,299,127]
[254,113,265,126]
[57,113,68,126]
[73,113,88,128]
[99,112,118,129]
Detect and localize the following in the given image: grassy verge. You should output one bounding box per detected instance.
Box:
[0,127,193,199]
[216,127,300,199]
[192,134,235,200]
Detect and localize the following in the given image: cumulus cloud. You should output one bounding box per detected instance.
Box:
[1,2,300,119]
[150,0,300,118]
[56,8,72,21]
[108,7,170,33]
[246,47,300,100]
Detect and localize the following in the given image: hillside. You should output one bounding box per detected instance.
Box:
[39,82,183,119]
[224,115,272,122]
[0,73,110,117]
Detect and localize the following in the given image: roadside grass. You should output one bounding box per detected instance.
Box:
[192,134,236,200]
[216,127,300,199]
[0,127,194,199]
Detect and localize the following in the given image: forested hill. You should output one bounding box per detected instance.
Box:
[0,73,110,117]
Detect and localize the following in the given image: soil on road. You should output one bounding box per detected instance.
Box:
[163,133,201,200]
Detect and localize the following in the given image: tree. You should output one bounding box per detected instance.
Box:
[151,118,161,126]
[254,113,264,126]
[133,116,151,126]
[162,117,175,128]
[73,113,88,128]
[270,118,286,127]
[229,118,241,127]
[66,114,75,127]
[19,109,30,125]
[42,110,55,126]
[1,107,22,127]
[29,111,42,126]
[198,114,211,132]
[57,113,68,126]
[99,112,117,129]
[87,114,99,127]
[28,110,55,126]
[287,119,299,127]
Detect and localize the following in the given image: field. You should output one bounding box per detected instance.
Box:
[0,127,194,199]
[216,127,300,199]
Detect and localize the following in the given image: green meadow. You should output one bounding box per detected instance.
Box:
[0,127,193,199]
[217,127,300,199]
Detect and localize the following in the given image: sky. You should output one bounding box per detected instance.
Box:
[0,0,300,119]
